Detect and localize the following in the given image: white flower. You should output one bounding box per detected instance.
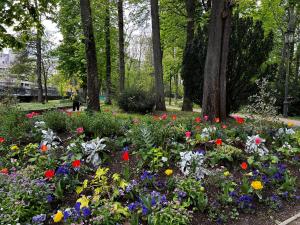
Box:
[245,135,269,156]
[161,157,168,162]
[178,151,208,180]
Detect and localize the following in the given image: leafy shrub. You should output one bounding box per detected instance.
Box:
[43,110,68,132]
[118,88,155,113]
[0,106,31,143]
[68,112,125,138]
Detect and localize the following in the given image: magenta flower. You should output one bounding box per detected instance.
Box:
[76,127,84,134]
[185,131,191,138]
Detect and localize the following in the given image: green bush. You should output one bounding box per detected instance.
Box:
[68,112,125,138]
[0,106,31,144]
[118,88,155,114]
[43,110,68,132]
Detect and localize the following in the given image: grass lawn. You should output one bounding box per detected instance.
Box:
[17,99,73,111]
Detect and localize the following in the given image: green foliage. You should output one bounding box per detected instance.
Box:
[176,177,208,212]
[207,144,243,166]
[43,110,68,132]
[118,88,155,113]
[0,106,31,144]
[148,204,191,225]
[0,166,51,223]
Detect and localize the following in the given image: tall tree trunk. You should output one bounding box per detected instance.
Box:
[118,0,125,93]
[105,2,112,105]
[80,0,100,111]
[219,3,232,119]
[36,35,43,103]
[150,0,166,111]
[202,0,232,121]
[41,60,48,102]
[295,46,300,84]
[182,0,196,111]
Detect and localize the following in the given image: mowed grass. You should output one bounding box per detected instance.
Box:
[17,99,73,111]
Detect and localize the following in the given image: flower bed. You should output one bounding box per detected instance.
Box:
[0,109,300,224]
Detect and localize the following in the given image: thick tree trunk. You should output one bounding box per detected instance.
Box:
[118,0,125,93]
[105,3,112,105]
[80,0,100,111]
[36,36,43,103]
[150,0,166,111]
[219,5,232,120]
[182,0,196,112]
[295,47,300,84]
[202,0,232,121]
[41,60,48,102]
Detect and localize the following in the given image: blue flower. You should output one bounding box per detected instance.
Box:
[32,214,46,223]
[151,197,156,206]
[56,165,69,176]
[142,205,149,215]
[160,195,167,205]
[75,202,81,212]
[82,207,91,217]
[262,175,269,184]
[46,194,54,203]
[128,202,139,212]
[141,171,153,181]
[63,209,71,221]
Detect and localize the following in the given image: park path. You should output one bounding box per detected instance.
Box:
[167,105,300,127]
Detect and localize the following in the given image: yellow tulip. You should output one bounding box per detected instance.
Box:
[224,171,230,177]
[251,181,263,190]
[53,210,63,222]
[165,169,173,176]
[10,145,19,151]
[288,122,294,127]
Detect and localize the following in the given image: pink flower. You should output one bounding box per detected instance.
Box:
[160,113,167,120]
[185,131,191,138]
[26,112,39,119]
[255,137,262,145]
[76,127,84,134]
[204,115,209,121]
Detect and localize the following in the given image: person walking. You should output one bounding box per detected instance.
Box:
[71,91,80,111]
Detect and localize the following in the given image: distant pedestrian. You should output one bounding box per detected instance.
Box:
[71,92,80,111]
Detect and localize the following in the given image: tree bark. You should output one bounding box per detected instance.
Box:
[219,4,232,120]
[202,0,232,121]
[118,0,125,93]
[36,35,43,103]
[150,0,166,111]
[182,0,196,111]
[41,60,48,102]
[105,2,112,105]
[80,0,100,111]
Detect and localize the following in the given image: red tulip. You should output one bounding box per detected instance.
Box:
[215,139,222,146]
[255,137,262,145]
[0,168,8,174]
[72,160,81,168]
[0,137,5,143]
[122,151,129,161]
[171,115,177,121]
[215,118,220,123]
[195,117,201,123]
[241,162,248,170]
[44,169,55,179]
[236,117,245,124]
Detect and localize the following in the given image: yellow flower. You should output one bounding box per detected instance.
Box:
[288,122,294,127]
[10,145,19,151]
[200,186,205,192]
[224,171,230,177]
[165,169,173,176]
[53,210,63,222]
[251,181,263,190]
[77,195,89,208]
